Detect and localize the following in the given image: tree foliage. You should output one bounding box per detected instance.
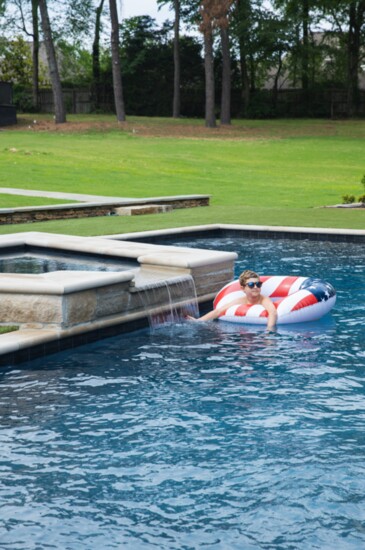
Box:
[0,0,364,119]
[0,35,34,85]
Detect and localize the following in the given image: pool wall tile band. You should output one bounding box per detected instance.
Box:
[109,223,365,244]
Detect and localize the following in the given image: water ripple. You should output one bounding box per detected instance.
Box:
[0,238,364,549]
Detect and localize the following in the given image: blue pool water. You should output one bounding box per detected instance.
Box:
[0,238,364,550]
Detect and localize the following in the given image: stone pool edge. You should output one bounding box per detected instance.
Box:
[0,230,236,365]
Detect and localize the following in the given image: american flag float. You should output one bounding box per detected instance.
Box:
[213,276,336,325]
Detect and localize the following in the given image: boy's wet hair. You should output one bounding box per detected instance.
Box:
[239,270,260,287]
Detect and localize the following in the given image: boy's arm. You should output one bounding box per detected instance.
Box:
[262,297,278,331]
[187,297,244,322]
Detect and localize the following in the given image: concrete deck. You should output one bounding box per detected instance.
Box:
[0,187,134,202]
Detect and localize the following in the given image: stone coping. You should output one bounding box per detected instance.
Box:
[0,232,237,268]
[0,194,211,225]
[105,223,365,243]
[0,194,210,213]
[0,187,134,202]
[0,270,135,295]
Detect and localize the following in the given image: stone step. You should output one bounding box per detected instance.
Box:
[113,204,173,216]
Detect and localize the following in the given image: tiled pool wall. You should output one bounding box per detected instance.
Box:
[115,224,365,244]
[0,315,150,367]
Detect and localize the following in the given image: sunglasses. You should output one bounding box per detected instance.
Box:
[245,281,263,289]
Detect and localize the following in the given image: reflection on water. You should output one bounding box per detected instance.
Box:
[0,238,364,550]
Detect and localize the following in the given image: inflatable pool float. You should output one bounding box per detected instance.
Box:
[214,276,336,325]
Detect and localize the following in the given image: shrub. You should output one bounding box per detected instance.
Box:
[358,194,365,204]
[342,194,356,204]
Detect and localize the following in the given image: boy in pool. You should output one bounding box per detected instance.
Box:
[187,270,278,331]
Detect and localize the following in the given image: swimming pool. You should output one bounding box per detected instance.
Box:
[0,238,364,549]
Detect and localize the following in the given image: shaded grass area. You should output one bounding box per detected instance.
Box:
[0,115,364,234]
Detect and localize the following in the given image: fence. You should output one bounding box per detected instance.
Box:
[38,88,94,114]
[35,87,365,118]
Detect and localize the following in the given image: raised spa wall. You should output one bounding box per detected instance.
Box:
[0,232,237,363]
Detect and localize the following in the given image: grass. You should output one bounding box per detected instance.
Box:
[0,115,364,235]
[0,194,75,208]
[0,325,19,335]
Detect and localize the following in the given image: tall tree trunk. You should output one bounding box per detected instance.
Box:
[236,0,250,116]
[92,0,105,111]
[31,0,39,110]
[109,0,126,121]
[346,1,365,116]
[302,0,309,90]
[204,29,216,128]
[272,55,283,112]
[301,0,309,115]
[220,25,231,124]
[38,0,66,123]
[172,0,180,118]
[249,53,256,91]
[238,36,250,117]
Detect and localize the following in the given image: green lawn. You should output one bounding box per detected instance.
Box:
[0,326,19,334]
[0,115,364,235]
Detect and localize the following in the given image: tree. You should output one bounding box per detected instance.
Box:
[62,0,105,106]
[92,0,105,110]
[0,35,33,86]
[57,40,92,86]
[200,0,217,127]
[109,0,125,121]
[320,0,365,115]
[216,0,234,124]
[38,0,66,122]
[272,0,310,88]
[115,15,204,116]
[172,0,181,117]
[232,0,252,115]
[199,0,234,124]
[157,0,182,117]
[302,0,310,92]
[1,0,41,109]
[118,16,170,116]
[346,1,365,115]
[31,0,39,109]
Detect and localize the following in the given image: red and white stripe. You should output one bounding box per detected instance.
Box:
[214,275,336,325]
